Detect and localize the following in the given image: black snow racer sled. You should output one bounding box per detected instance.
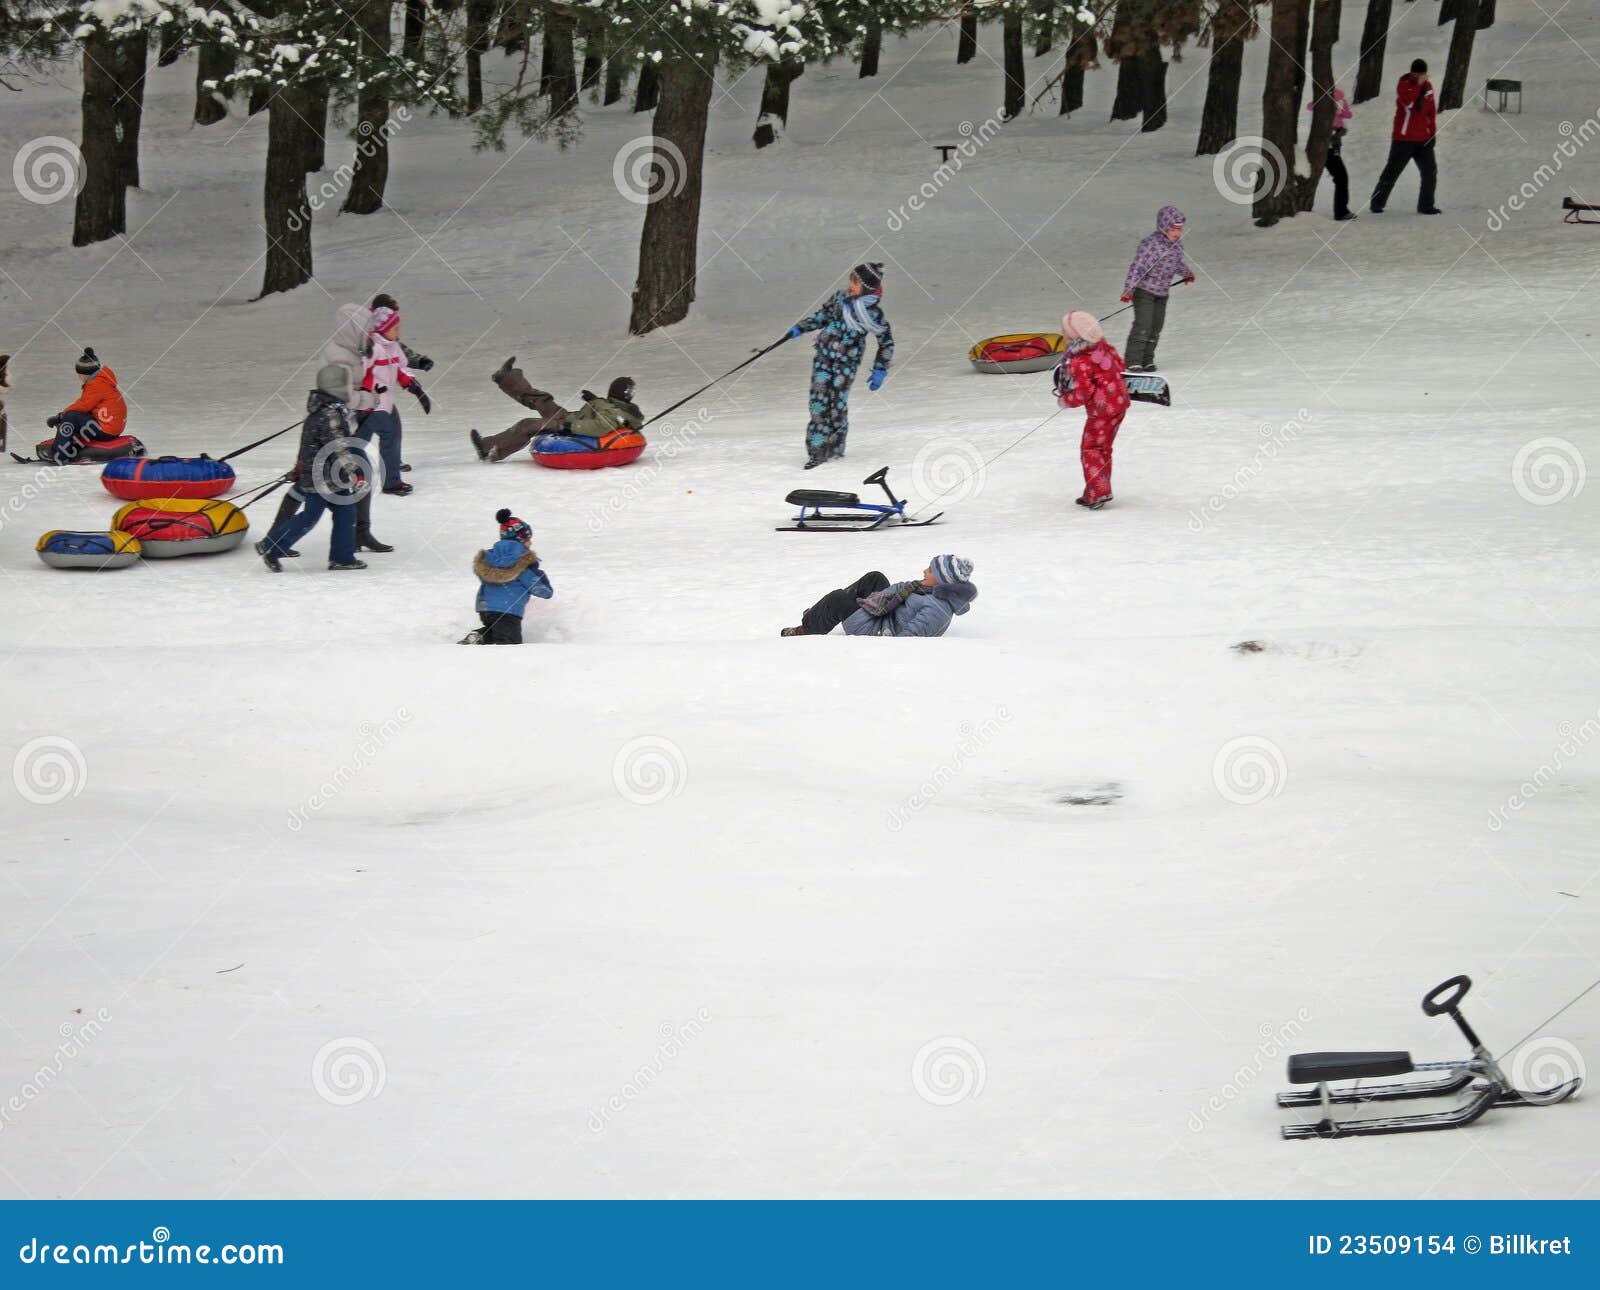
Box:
[1277,974,1581,1140]
[777,467,941,532]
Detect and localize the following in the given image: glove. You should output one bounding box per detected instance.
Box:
[1120,294,1133,304]
[580,390,598,404]
[410,353,434,372]
[1183,274,1195,285]
[408,382,432,415]
[858,582,916,617]
[45,414,59,428]
[868,367,887,392]
[786,324,804,340]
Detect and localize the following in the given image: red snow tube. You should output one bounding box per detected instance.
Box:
[531,430,646,470]
[100,455,236,500]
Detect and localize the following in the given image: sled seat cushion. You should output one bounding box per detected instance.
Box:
[1287,1051,1415,1084]
[786,489,859,506]
[34,434,146,463]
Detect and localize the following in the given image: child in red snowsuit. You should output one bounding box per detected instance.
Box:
[1055,311,1130,509]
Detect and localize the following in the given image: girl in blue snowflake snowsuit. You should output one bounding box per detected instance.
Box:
[787,263,894,468]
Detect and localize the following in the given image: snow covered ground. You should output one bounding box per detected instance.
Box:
[1,6,1596,1199]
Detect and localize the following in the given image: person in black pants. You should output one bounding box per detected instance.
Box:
[1369,60,1440,215]
[786,572,890,637]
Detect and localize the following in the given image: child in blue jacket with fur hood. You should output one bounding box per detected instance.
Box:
[462,508,553,644]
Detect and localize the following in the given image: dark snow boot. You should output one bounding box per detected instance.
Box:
[459,629,485,645]
[357,531,394,553]
[780,625,807,637]
[1075,494,1111,511]
[328,559,369,571]
[470,429,489,462]
[382,482,413,496]
[495,356,516,380]
[254,539,282,573]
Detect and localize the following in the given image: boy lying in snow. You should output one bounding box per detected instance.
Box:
[470,360,643,462]
[780,556,977,638]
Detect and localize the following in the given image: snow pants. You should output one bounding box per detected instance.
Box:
[358,409,404,489]
[1324,151,1351,219]
[806,342,865,466]
[478,611,524,645]
[1370,139,1437,213]
[51,410,115,464]
[800,571,889,636]
[1080,410,1125,504]
[263,491,358,564]
[484,368,569,461]
[1124,290,1168,369]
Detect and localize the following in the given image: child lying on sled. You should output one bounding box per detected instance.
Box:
[469,359,643,463]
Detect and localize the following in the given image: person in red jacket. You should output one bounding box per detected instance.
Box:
[1369,59,1440,216]
[46,348,127,464]
[1055,311,1131,510]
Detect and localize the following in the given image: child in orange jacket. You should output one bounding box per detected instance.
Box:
[46,348,127,464]
[1054,311,1130,509]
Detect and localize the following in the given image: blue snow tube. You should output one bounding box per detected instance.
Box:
[100,455,236,500]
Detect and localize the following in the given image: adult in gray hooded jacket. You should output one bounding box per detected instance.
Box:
[781,555,977,637]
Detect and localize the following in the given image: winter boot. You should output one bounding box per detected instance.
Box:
[780,625,807,637]
[469,429,489,462]
[495,356,516,380]
[328,559,369,571]
[1075,495,1111,511]
[458,629,485,645]
[254,539,282,573]
[357,531,394,554]
[382,481,414,496]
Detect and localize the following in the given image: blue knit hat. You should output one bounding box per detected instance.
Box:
[930,554,974,585]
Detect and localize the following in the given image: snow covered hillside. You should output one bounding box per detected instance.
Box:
[1,5,1596,1199]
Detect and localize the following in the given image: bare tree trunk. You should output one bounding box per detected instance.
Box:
[249,81,271,115]
[1296,0,1342,210]
[629,47,716,335]
[195,40,233,125]
[957,11,978,64]
[403,0,427,62]
[156,23,184,67]
[465,0,491,114]
[753,59,801,148]
[1253,0,1310,225]
[74,30,125,246]
[1138,44,1167,131]
[1353,0,1390,103]
[1440,0,1482,109]
[542,8,578,112]
[114,31,148,190]
[302,78,328,173]
[1060,28,1093,115]
[260,81,315,297]
[633,59,659,112]
[1196,1,1249,153]
[1478,0,1496,28]
[581,22,603,91]
[604,55,628,105]
[1439,0,1456,22]
[1002,10,1026,119]
[344,0,392,213]
[860,12,882,77]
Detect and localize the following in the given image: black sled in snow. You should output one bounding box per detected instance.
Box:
[1277,974,1581,1140]
[777,467,941,533]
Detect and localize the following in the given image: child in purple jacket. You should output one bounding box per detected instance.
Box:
[1120,205,1194,372]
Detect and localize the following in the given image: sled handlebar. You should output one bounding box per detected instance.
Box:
[1421,975,1472,1017]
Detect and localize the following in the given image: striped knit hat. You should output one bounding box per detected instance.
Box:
[930,554,974,586]
[852,262,884,293]
[369,306,400,336]
[74,347,101,376]
[496,508,531,543]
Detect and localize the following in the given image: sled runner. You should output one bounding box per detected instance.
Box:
[777,467,941,532]
[16,434,145,465]
[1277,974,1581,1140]
[1562,196,1600,225]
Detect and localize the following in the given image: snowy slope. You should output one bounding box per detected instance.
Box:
[1,6,1597,1198]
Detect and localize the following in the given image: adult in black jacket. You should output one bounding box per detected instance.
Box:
[256,366,367,572]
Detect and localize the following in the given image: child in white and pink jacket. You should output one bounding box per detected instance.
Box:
[359,306,431,495]
[1308,86,1355,221]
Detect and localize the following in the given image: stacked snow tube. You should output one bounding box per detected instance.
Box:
[531,431,646,470]
[33,434,146,463]
[110,498,248,558]
[35,529,143,570]
[968,333,1064,375]
[101,455,235,500]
